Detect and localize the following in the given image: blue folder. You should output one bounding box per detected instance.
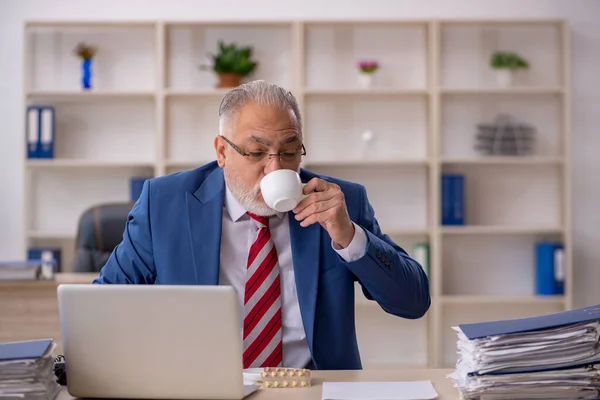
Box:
[452,174,465,225]
[441,174,452,225]
[26,106,40,158]
[0,339,53,361]
[441,174,465,225]
[459,304,600,340]
[38,106,55,159]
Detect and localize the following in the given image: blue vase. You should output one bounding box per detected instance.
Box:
[81,59,92,90]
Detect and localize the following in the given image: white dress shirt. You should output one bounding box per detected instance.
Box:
[219,186,367,368]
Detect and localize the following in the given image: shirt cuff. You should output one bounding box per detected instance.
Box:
[332,222,368,262]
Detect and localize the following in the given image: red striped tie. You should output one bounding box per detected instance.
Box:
[242,212,283,368]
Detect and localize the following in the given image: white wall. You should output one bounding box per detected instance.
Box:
[1,0,599,308]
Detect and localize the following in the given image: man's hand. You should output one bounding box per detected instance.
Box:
[292,178,355,249]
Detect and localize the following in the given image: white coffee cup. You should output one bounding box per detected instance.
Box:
[260,169,307,212]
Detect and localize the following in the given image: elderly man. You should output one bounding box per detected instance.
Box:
[94,80,430,370]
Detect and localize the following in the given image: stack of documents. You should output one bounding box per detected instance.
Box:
[0,339,60,400]
[449,305,600,399]
[0,261,44,281]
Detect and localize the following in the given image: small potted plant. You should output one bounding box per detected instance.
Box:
[357,59,379,89]
[200,41,258,88]
[490,51,529,87]
[74,42,97,90]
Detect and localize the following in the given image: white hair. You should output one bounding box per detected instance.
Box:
[218,80,302,137]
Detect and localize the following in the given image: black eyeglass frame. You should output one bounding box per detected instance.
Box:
[220,135,307,164]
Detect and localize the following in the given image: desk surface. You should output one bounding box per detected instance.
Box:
[58,369,458,399]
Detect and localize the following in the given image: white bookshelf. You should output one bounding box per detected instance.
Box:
[22,19,571,369]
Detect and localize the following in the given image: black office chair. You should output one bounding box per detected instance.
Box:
[73,202,133,273]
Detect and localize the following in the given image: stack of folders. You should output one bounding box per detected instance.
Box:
[0,260,54,281]
[0,339,60,400]
[449,304,600,399]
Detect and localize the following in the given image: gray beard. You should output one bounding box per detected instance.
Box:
[223,166,277,217]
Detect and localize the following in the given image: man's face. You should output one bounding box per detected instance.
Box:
[214,101,303,215]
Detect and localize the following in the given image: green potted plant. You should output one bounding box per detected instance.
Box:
[200,41,258,88]
[490,51,529,87]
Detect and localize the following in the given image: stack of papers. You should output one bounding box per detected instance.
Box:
[0,339,60,400]
[449,304,600,399]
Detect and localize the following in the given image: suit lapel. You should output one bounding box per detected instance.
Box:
[186,168,224,285]
[289,169,322,353]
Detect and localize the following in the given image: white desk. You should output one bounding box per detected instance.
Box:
[58,368,458,399]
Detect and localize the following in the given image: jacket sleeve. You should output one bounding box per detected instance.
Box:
[93,180,157,284]
[342,185,431,319]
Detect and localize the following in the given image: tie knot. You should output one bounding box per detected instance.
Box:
[247,212,269,227]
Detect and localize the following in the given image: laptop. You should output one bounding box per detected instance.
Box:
[57,284,258,399]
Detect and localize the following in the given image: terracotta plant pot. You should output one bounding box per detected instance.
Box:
[217,73,242,88]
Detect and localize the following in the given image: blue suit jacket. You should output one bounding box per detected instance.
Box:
[95,161,431,370]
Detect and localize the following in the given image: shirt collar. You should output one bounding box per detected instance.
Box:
[224,184,285,222]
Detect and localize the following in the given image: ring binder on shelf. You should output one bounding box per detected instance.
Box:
[39,106,55,159]
[25,105,55,159]
[26,106,40,158]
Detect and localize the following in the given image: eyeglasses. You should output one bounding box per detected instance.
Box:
[220,135,306,165]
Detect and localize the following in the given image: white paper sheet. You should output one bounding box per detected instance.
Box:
[321,381,439,400]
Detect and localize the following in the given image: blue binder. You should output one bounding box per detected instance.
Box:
[459,303,600,340]
[441,174,452,225]
[0,339,53,361]
[26,106,40,158]
[451,174,465,225]
[535,242,564,295]
[441,174,465,225]
[38,106,55,159]
[536,242,556,295]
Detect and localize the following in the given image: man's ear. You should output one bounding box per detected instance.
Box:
[214,135,226,168]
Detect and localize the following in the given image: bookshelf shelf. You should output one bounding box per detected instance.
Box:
[304,96,428,162]
[303,88,428,96]
[27,90,156,99]
[165,89,231,98]
[166,23,294,91]
[21,19,571,371]
[440,295,566,305]
[441,156,564,165]
[25,21,157,28]
[26,159,155,168]
[27,231,76,240]
[304,159,429,167]
[440,226,564,235]
[440,87,563,95]
[165,160,209,168]
[307,164,429,233]
[385,228,431,236]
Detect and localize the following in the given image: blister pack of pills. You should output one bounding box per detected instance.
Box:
[260,367,311,388]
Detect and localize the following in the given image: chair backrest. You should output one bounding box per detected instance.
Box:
[73,202,133,273]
